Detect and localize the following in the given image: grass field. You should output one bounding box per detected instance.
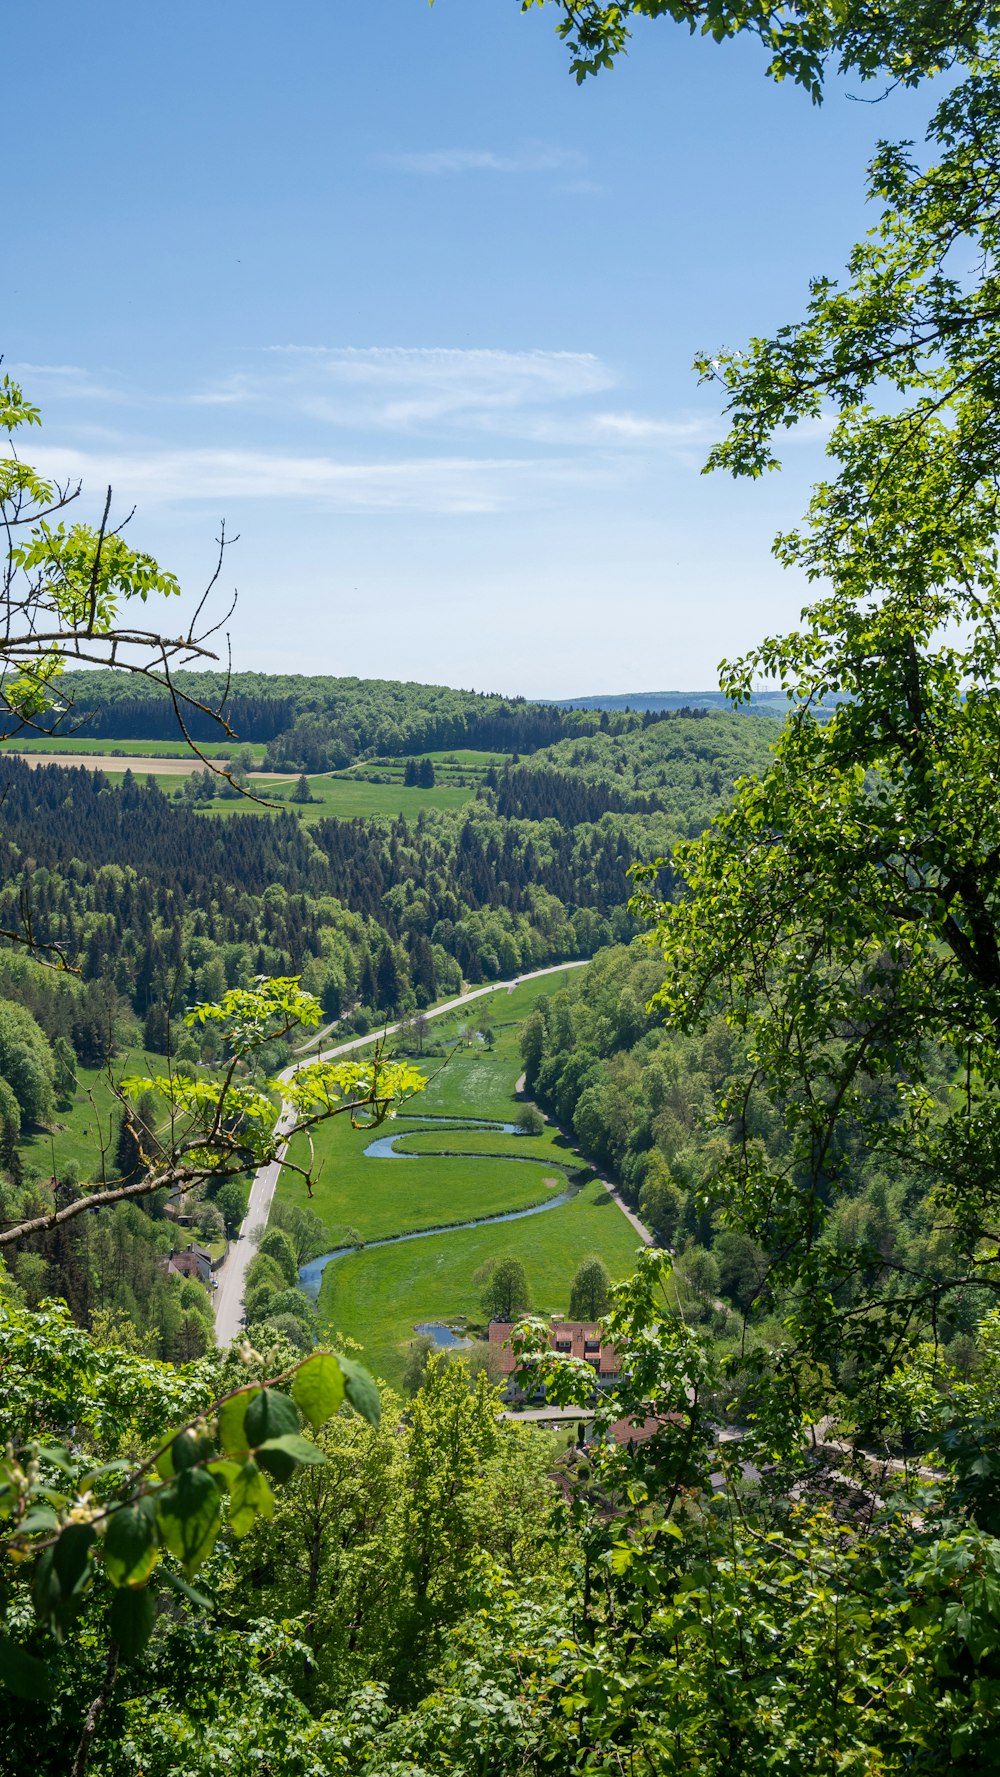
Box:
[1,737,253,759]
[317,1178,644,1388]
[21,1051,165,1181]
[273,961,644,1388]
[194,773,475,821]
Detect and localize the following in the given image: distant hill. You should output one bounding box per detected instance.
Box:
[553,690,789,717]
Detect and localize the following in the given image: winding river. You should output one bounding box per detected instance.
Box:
[297,1115,577,1303]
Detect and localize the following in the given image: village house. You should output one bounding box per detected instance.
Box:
[488,1317,621,1404]
[163,1242,216,1287]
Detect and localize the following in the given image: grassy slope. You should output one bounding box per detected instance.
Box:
[285,967,642,1387]
[195,774,475,821]
[21,1052,165,1181]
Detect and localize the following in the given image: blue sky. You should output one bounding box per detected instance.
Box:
[7,1,937,697]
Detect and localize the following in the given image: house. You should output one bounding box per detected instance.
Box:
[165,1242,215,1286]
[488,1317,621,1403]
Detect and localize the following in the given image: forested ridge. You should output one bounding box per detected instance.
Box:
[43,670,657,761]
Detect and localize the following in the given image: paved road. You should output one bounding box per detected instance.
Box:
[213,959,588,1345]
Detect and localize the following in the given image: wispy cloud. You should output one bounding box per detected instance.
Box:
[192,345,615,434]
[28,444,613,515]
[8,361,121,402]
[380,143,585,176]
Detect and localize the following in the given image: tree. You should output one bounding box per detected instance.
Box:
[52,1036,77,1109]
[0,372,250,825]
[0,1074,21,1160]
[215,1179,246,1239]
[0,979,425,1252]
[290,772,313,804]
[257,1226,300,1289]
[481,1255,530,1322]
[638,1151,684,1246]
[517,1104,545,1137]
[624,37,1000,1403]
[569,1254,611,1320]
[0,1304,383,1708]
[0,999,55,1124]
[521,0,994,102]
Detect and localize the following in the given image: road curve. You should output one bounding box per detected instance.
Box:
[213,960,588,1345]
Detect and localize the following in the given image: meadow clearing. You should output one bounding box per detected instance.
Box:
[276,970,644,1387]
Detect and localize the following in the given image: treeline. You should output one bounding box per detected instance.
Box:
[46,670,647,760]
[0,724,765,1042]
[522,943,980,1369]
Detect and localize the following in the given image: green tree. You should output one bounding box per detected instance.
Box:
[0,372,250,838]
[568,1253,612,1320]
[521,0,993,101]
[257,1226,299,1288]
[52,1036,77,1110]
[0,1074,22,1164]
[290,772,313,804]
[0,999,55,1124]
[638,1150,684,1246]
[617,37,1000,1405]
[481,1255,530,1323]
[215,1179,246,1239]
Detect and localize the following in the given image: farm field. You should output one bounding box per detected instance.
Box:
[196,772,475,820]
[1,737,252,759]
[274,961,643,1388]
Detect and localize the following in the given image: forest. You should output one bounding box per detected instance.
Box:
[8,0,1000,1769]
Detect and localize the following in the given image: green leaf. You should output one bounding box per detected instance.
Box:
[17,1505,59,1537]
[159,1566,213,1611]
[155,1429,209,1480]
[227,1458,274,1535]
[292,1352,344,1429]
[0,1635,53,1702]
[339,1356,381,1426]
[218,1386,261,1457]
[255,1433,326,1483]
[110,1585,156,1661]
[244,1387,299,1446]
[155,1469,221,1578]
[52,1522,96,1597]
[103,1498,160,1588]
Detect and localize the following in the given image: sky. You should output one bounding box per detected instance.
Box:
[6,1,939,698]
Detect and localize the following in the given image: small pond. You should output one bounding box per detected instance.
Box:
[414,1322,474,1349]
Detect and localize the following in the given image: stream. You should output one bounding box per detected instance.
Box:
[297,1115,575,1303]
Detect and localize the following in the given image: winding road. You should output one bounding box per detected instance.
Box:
[213,961,588,1344]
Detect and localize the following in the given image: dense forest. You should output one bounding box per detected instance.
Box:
[41,670,663,764]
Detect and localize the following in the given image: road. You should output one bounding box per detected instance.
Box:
[213,959,588,1345]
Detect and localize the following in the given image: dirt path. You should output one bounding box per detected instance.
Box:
[213,959,589,1345]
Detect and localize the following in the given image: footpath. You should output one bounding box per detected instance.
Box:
[213,960,587,1345]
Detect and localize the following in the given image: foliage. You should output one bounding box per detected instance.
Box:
[631,47,1000,1404]
[480,1256,530,1323]
[567,1253,611,1320]
[519,0,996,99]
[0,977,424,1254]
[0,998,55,1125]
[0,374,237,764]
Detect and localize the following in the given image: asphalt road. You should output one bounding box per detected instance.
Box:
[212,960,588,1345]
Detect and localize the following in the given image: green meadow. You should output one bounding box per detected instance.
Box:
[317,1178,643,1389]
[22,1052,166,1182]
[196,773,475,820]
[1,737,250,759]
[273,960,644,1388]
